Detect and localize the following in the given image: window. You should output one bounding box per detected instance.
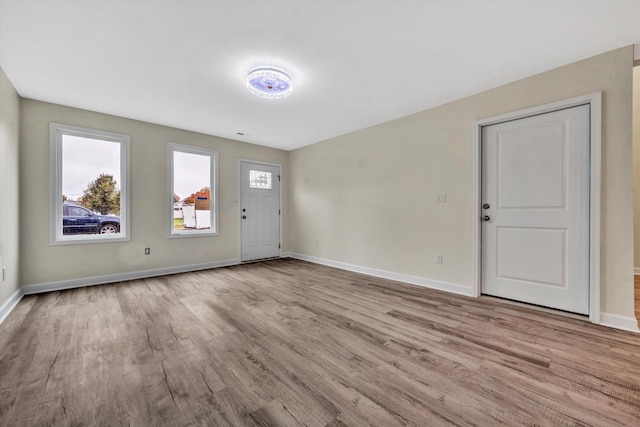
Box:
[249,170,272,189]
[50,123,130,245]
[168,143,218,237]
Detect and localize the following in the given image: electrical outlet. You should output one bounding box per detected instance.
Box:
[435,253,443,264]
[436,192,447,203]
[144,248,150,255]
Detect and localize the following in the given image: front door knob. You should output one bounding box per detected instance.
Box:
[481,215,490,222]
[242,215,247,220]
[482,203,490,209]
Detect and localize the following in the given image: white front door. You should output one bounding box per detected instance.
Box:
[481,105,590,314]
[240,161,281,262]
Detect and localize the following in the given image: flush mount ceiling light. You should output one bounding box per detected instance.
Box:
[246,67,293,99]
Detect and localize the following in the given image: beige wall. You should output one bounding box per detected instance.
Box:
[289,46,635,318]
[20,100,288,286]
[0,67,20,308]
[634,66,640,273]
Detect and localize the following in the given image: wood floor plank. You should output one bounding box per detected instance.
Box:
[1,258,639,426]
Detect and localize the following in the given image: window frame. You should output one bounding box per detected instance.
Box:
[49,122,131,245]
[167,142,219,238]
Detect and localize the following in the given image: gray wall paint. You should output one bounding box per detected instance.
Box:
[0,66,20,308]
[19,100,289,286]
[289,46,635,318]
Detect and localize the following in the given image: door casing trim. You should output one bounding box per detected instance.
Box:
[238,159,283,262]
[471,92,602,324]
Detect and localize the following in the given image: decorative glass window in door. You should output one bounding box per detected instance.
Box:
[249,170,272,189]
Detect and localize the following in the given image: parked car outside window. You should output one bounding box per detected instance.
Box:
[62,203,120,235]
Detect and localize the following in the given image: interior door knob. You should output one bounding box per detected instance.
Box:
[482,215,490,222]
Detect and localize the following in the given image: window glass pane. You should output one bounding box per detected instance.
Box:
[173,151,211,232]
[249,170,272,189]
[61,134,122,236]
[62,135,120,211]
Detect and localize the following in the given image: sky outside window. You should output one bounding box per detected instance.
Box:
[173,151,210,200]
[62,135,121,200]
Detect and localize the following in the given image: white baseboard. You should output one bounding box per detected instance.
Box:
[635,267,640,275]
[0,287,25,324]
[284,252,473,297]
[600,312,640,333]
[22,258,240,295]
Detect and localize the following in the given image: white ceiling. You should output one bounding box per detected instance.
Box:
[1,1,639,151]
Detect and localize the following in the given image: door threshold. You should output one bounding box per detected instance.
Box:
[479,294,589,322]
[240,257,280,264]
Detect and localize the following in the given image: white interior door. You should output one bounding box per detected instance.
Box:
[240,161,281,262]
[481,105,590,314]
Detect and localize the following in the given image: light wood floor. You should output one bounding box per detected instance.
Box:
[1,259,639,426]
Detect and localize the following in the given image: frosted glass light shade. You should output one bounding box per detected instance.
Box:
[246,67,292,99]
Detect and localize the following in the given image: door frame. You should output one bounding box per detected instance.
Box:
[238,159,283,262]
[471,92,602,324]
